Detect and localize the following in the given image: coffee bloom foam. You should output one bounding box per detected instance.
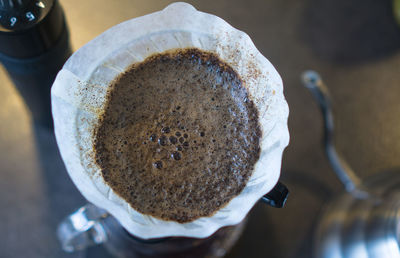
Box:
[51,2,289,239]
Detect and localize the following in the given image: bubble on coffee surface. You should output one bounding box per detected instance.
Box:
[153,161,163,169]
[158,136,167,146]
[169,136,177,144]
[149,134,157,142]
[94,48,261,223]
[161,127,170,133]
[171,152,181,161]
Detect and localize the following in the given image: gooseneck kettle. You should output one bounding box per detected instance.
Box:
[302,71,400,258]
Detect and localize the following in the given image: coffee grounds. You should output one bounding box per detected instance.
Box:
[94,48,261,223]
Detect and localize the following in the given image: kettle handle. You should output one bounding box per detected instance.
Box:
[57,203,108,252]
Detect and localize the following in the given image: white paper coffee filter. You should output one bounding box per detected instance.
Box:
[52,2,289,239]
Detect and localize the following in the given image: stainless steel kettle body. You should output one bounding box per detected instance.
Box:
[315,172,400,258]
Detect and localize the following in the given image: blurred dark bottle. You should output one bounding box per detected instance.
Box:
[0,0,72,128]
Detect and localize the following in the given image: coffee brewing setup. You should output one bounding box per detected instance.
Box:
[2,1,399,257]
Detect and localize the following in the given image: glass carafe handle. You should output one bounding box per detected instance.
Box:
[57,203,109,252]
